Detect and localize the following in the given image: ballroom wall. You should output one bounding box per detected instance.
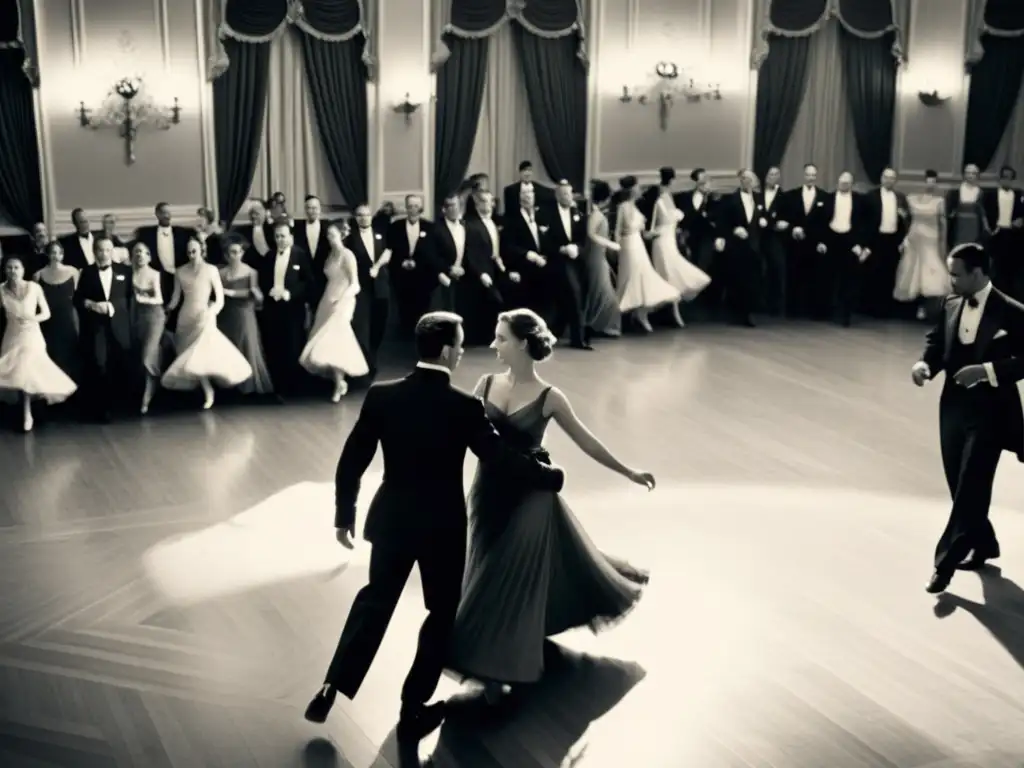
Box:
[587,0,756,188]
[33,0,214,232]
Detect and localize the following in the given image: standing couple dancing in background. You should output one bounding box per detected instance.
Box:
[304,309,655,744]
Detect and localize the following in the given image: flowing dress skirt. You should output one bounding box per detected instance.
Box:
[161,308,253,391]
[0,321,77,404]
[299,294,369,378]
[616,232,681,313]
[217,289,274,394]
[651,227,711,301]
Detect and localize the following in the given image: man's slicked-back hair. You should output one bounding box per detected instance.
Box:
[949,242,991,275]
[414,311,463,360]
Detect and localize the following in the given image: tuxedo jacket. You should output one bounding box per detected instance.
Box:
[754,186,788,239]
[335,366,565,541]
[293,219,333,269]
[58,230,104,270]
[715,190,766,250]
[345,228,389,300]
[678,189,718,244]
[134,225,193,271]
[464,215,504,278]
[861,188,912,241]
[984,187,1024,233]
[921,288,1024,460]
[815,191,869,248]
[537,204,588,263]
[74,262,133,349]
[500,208,546,271]
[431,219,468,273]
[255,245,315,305]
[782,186,830,243]
[385,217,439,282]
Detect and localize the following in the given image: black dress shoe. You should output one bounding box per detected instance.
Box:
[304,685,336,723]
[396,702,445,743]
[958,552,998,570]
[926,571,953,594]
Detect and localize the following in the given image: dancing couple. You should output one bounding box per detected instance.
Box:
[304,309,655,744]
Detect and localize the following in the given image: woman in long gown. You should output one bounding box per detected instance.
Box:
[161,236,253,409]
[447,308,654,699]
[649,167,711,326]
[32,240,81,384]
[129,242,167,414]
[614,176,681,332]
[217,236,274,396]
[948,171,992,249]
[893,169,951,320]
[0,256,77,432]
[298,222,369,402]
[582,181,623,337]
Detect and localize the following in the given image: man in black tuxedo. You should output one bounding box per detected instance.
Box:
[755,166,789,315]
[304,312,565,742]
[256,221,314,395]
[73,236,133,421]
[461,190,506,343]
[503,160,554,216]
[986,166,1024,299]
[500,185,546,313]
[386,194,440,337]
[912,243,1024,593]
[539,180,592,348]
[293,194,332,301]
[782,163,829,318]
[58,208,102,270]
[712,170,763,327]
[135,202,193,302]
[346,204,391,376]
[861,168,911,318]
[813,171,869,326]
[234,200,274,268]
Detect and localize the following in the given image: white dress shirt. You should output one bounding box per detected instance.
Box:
[521,208,539,245]
[406,219,420,254]
[446,219,466,267]
[997,188,1014,229]
[306,219,321,254]
[156,226,175,273]
[79,231,95,265]
[480,215,500,256]
[692,191,704,211]
[558,205,573,240]
[764,186,778,211]
[830,192,853,233]
[98,265,112,299]
[958,280,999,386]
[273,247,290,293]
[740,191,754,222]
[802,186,816,214]
[879,188,898,233]
[416,361,451,376]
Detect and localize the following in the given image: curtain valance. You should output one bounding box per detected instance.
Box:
[212,0,374,81]
[433,0,586,71]
[752,0,903,69]
[966,0,1024,67]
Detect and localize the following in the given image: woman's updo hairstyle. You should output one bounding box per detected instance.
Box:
[590,179,612,205]
[619,175,638,191]
[659,166,676,185]
[500,308,557,362]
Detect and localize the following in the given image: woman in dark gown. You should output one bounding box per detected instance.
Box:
[217,236,274,396]
[447,308,654,697]
[32,241,80,384]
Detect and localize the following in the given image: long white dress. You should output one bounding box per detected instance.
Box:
[161,263,253,390]
[615,201,681,313]
[299,250,369,378]
[0,282,77,403]
[893,194,950,301]
[649,192,711,301]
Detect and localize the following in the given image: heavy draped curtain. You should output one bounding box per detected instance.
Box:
[211,0,371,224]
[752,0,904,185]
[432,0,588,209]
[0,0,43,231]
[962,0,1024,171]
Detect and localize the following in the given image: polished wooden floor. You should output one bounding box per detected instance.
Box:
[2,319,1024,767]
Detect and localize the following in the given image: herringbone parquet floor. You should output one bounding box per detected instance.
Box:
[2,321,1024,767]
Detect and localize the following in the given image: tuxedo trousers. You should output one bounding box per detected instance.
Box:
[549,257,587,344]
[991,229,1024,302]
[935,385,1003,573]
[325,531,466,705]
[863,232,903,317]
[820,231,861,323]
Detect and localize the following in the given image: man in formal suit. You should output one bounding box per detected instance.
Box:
[430,195,468,315]
[293,194,332,302]
[500,185,546,313]
[503,160,553,216]
[346,204,391,375]
[861,168,912,318]
[73,236,133,421]
[986,166,1024,299]
[713,170,762,327]
[304,311,565,743]
[755,166,789,315]
[539,180,592,348]
[235,200,273,268]
[783,163,829,318]
[58,208,102,270]
[135,202,193,301]
[460,190,505,344]
[257,221,314,395]
[386,194,440,337]
[912,243,1024,593]
[812,171,869,326]
[678,168,719,312]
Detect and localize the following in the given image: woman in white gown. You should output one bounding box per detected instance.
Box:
[0,255,77,431]
[893,169,951,320]
[614,175,681,332]
[161,235,253,409]
[649,167,711,326]
[299,221,369,402]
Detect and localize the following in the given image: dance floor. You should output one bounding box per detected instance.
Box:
[2,320,1024,767]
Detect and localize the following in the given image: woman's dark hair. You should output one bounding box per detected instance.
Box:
[415,311,463,359]
[222,233,249,252]
[499,308,557,362]
[619,175,637,191]
[197,207,215,224]
[690,167,706,182]
[924,169,938,180]
[45,240,63,258]
[590,179,612,205]
[659,166,676,186]
[950,242,990,274]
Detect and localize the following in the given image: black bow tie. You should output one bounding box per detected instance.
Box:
[97,265,111,272]
[966,295,979,308]
[79,233,90,239]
